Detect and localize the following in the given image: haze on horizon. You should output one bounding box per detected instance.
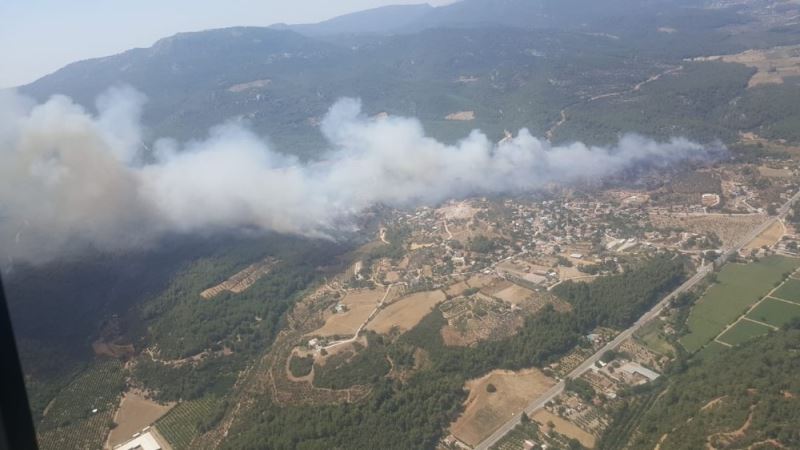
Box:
[0,0,454,89]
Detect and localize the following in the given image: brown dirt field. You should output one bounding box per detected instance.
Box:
[311,288,384,337]
[366,290,446,334]
[107,391,174,447]
[450,368,556,447]
[758,166,793,178]
[697,46,800,88]
[445,111,475,121]
[650,213,765,247]
[446,280,471,297]
[491,283,535,306]
[533,410,597,448]
[744,220,785,252]
[227,79,271,92]
[466,274,499,289]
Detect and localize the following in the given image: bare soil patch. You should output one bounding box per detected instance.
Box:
[450,368,556,447]
[366,290,446,334]
[227,79,271,92]
[650,213,765,247]
[445,111,475,121]
[108,390,174,447]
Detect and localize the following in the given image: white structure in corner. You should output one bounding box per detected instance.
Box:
[114,431,162,450]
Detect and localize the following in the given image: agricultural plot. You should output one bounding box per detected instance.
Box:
[634,318,673,356]
[679,256,799,352]
[743,220,784,252]
[449,368,555,447]
[366,290,445,335]
[717,319,771,346]
[532,410,596,448]
[107,390,174,447]
[155,396,220,450]
[36,359,125,450]
[771,278,800,302]
[311,288,385,337]
[746,297,800,327]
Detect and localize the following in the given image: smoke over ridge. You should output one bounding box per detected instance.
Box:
[0,87,722,263]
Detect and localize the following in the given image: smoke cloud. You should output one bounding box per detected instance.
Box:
[0,87,721,264]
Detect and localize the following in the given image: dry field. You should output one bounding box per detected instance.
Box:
[200,258,276,299]
[227,79,271,92]
[437,201,480,220]
[744,220,785,252]
[450,368,556,447]
[696,45,800,87]
[487,282,535,306]
[533,410,597,448]
[650,213,765,247]
[311,288,384,337]
[758,166,793,178]
[445,111,476,121]
[107,391,174,447]
[366,290,446,334]
[446,280,471,297]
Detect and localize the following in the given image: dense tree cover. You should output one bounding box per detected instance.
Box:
[133,239,352,401]
[288,355,314,378]
[553,254,686,330]
[313,334,390,389]
[222,256,687,448]
[602,325,800,449]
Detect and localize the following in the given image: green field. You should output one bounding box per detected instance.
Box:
[717,319,772,346]
[747,297,800,327]
[771,278,800,303]
[156,396,221,450]
[679,256,799,353]
[693,340,730,360]
[635,319,673,355]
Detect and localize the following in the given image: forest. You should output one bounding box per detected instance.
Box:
[601,322,800,449]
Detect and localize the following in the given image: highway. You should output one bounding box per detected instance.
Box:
[474,189,800,450]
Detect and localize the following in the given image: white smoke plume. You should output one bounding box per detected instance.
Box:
[0,87,721,264]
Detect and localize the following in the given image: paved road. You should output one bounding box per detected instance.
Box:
[474,189,800,450]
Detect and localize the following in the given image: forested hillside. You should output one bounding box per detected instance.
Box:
[600,324,800,449]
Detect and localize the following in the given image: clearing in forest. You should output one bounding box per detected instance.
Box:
[679,255,800,352]
[449,368,555,447]
[107,391,174,447]
[366,290,446,334]
[200,257,277,299]
[311,288,385,337]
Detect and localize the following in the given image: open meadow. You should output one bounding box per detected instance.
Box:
[366,290,445,335]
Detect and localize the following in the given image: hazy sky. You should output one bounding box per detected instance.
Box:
[0,0,453,88]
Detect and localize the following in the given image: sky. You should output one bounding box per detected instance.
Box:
[0,0,453,88]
